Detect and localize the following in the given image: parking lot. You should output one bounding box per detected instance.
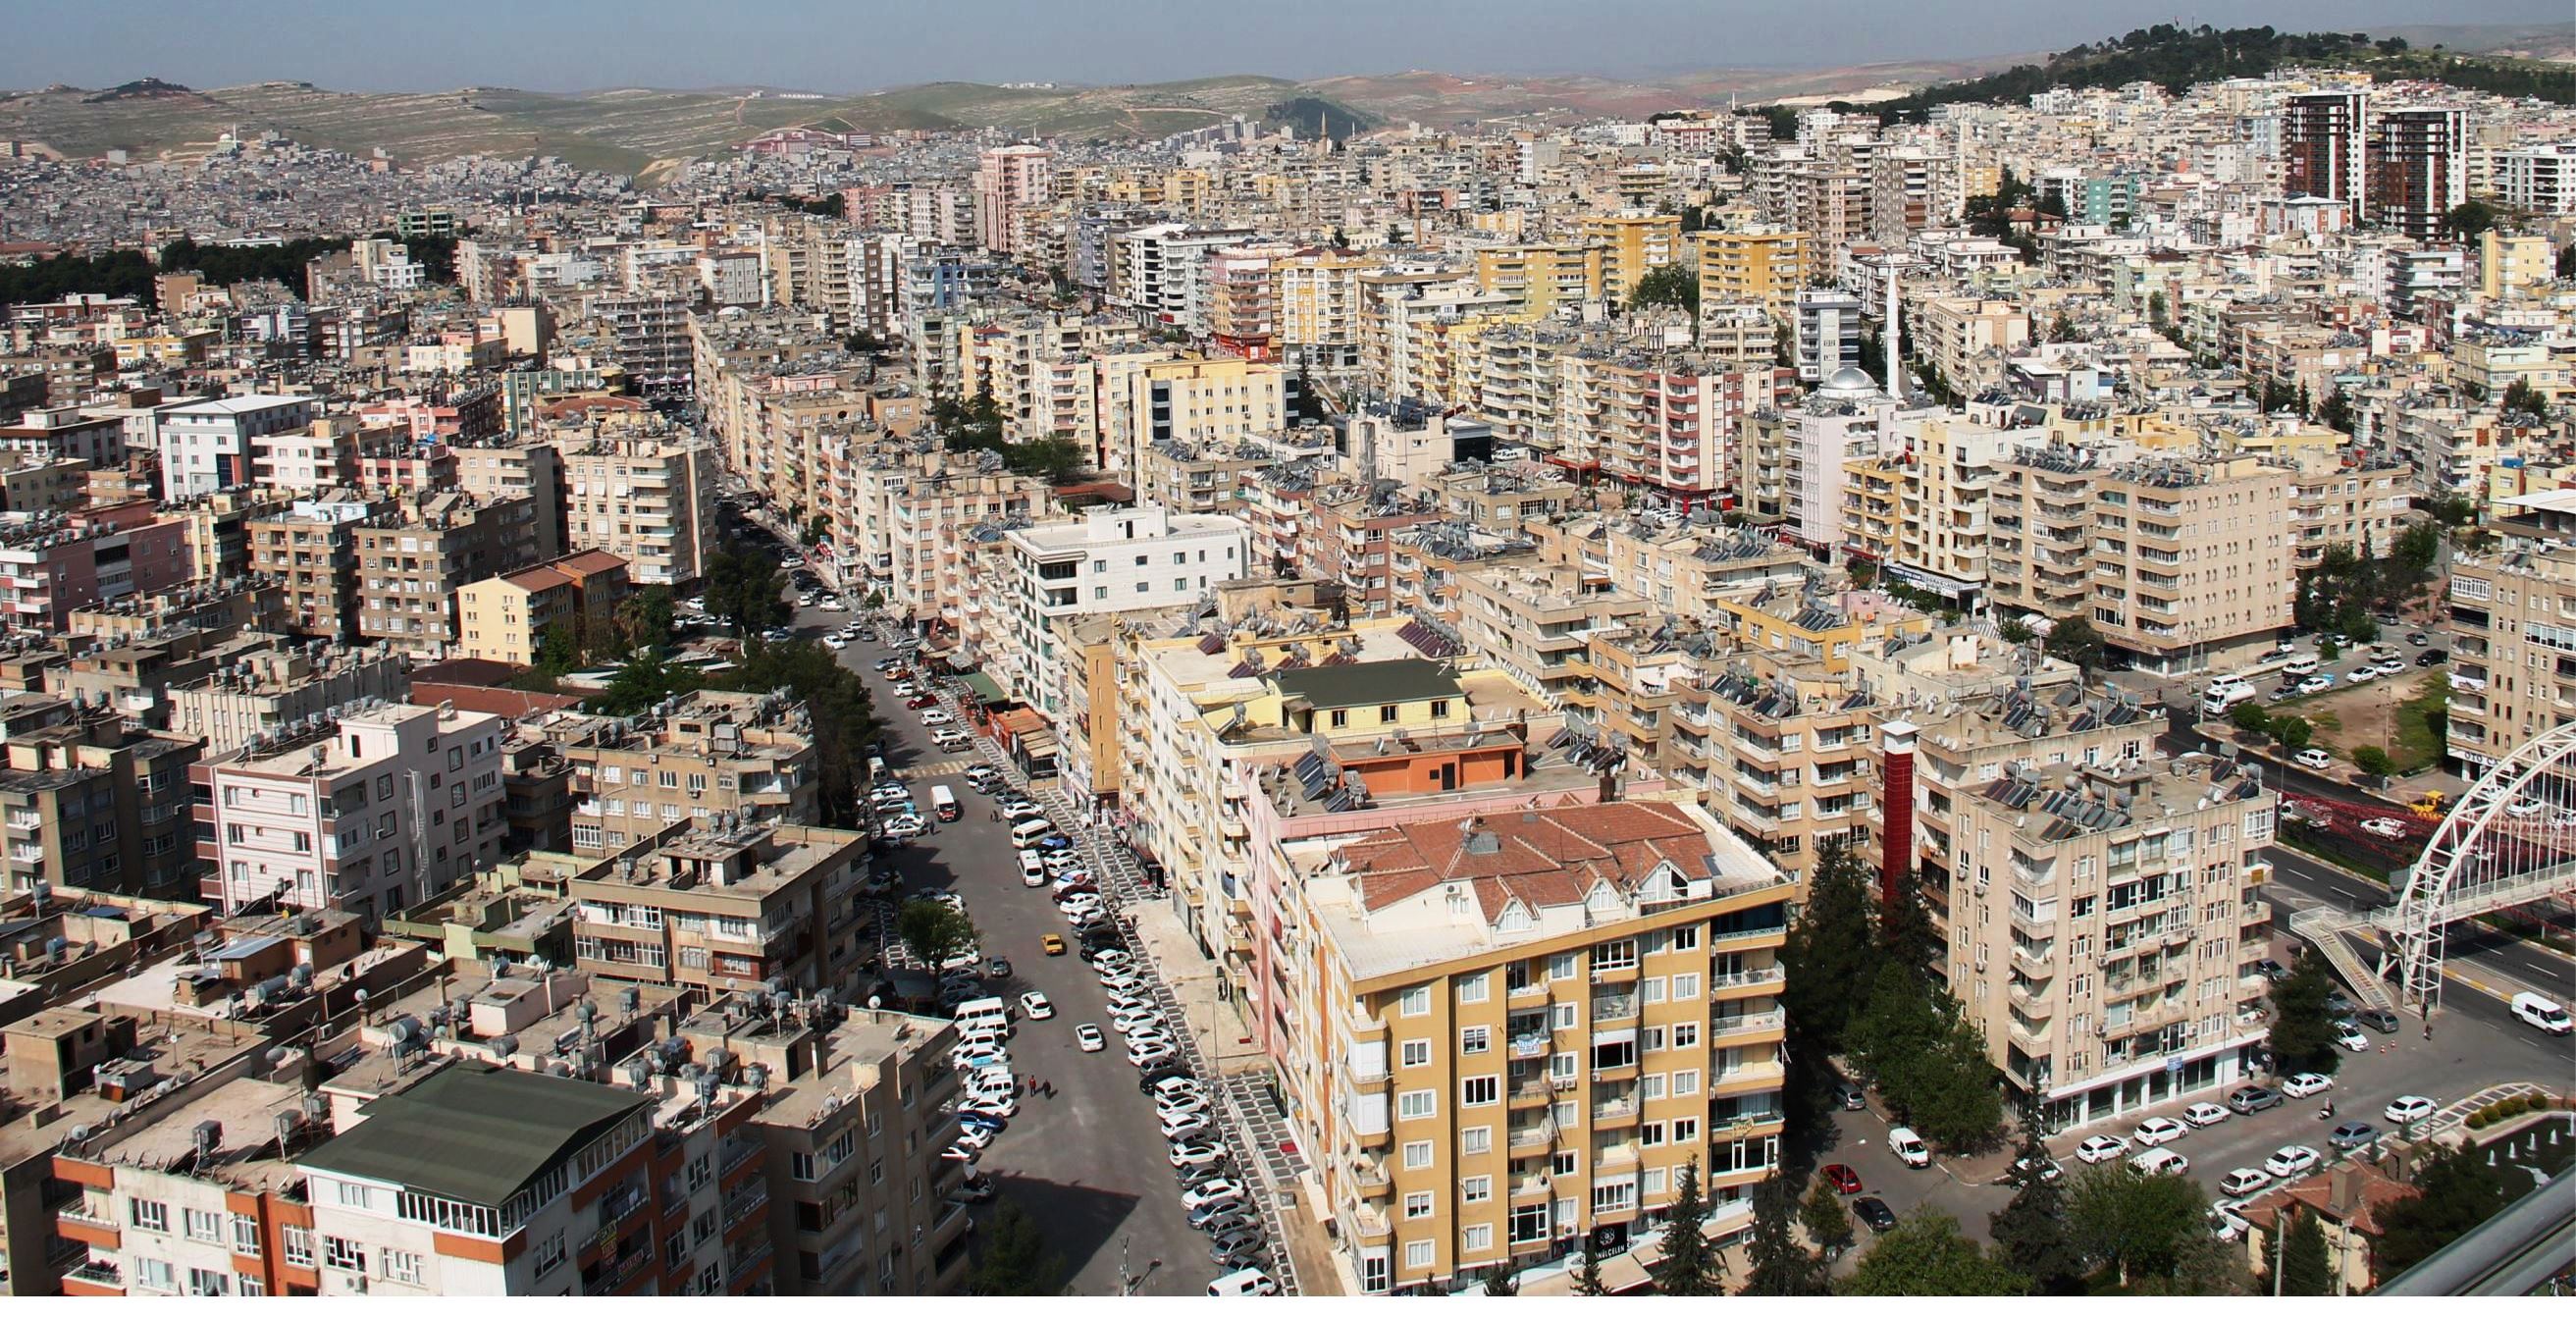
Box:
[782,590,1275,1296]
[2212,626,2449,777]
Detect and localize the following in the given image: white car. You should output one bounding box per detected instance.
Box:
[920,710,955,726]
[2371,658,2406,676]
[2344,666,2380,687]
[2334,1020,2371,1051]
[1128,1039,1179,1068]
[819,599,847,611]
[2360,818,2408,839]
[880,814,929,839]
[2182,1102,2231,1128]
[954,1123,996,1150]
[1170,1140,1229,1169]
[2129,1147,2190,1177]
[1887,1126,1930,1168]
[1113,1009,1166,1035]
[2384,1094,2437,1125]
[824,636,849,651]
[1001,801,1049,822]
[1161,1113,1214,1140]
[2282,1073,2334,1099]
[2075,1134,2130,1164]
[1019,853,1048,886]
[2291,748,2333,770]
[1019,991,1055,1021]
[1156,1091,1213,1119]
[1092,948,1135,970]
[2263,1145,2323,1179]
[2218,1167,2275,1198]
[1182,1180,1247,1213]
[2133,1117,2188,1146]
[2295,675,2334,695]
[2505,798,2545,818]
[892,683,920,698]
[1076,1025,1107,1052]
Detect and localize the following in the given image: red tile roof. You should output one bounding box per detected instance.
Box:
[1334,801,1716,920]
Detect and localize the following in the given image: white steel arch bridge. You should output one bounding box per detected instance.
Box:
[2291,720,2576,1014]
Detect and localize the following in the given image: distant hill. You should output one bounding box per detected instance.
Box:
[1262,96,1375,142]
[1864,24,2574,121]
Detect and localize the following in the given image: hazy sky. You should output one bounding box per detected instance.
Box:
[1,0,2564,92]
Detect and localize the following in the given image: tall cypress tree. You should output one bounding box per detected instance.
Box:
[1649,1158,1727,1295]
[1573,1233,1607,1294]
[1782,841,1878,1053]
[2280,1210,2332,1295]
[1989,1123,2081,1291]
[1743,1173,1826,1294]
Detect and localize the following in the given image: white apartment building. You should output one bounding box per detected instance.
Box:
[561,435,718,587]
[157,395,318,499]
[998,505,1248,719]
[197,702,507,922]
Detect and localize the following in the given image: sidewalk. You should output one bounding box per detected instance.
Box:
[1125,896,1263,1076]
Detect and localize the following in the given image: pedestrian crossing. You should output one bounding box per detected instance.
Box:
[890,757,975,780]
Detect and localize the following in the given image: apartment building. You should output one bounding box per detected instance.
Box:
[0,501,194,634]
[974,144,1054,255]
[560,434,717,588]
[2275,448,2411,572]
[353,492,544,656]
[1278,249,1374,370]
[1550,350,1791,501]
[1945,753,2276,1129]
[2445,489,2576,773]
[2368,107,2467,241]
[846,453,1050,630]
[1095,354,1287,477]
[567,817,872,996]
[997,505,1248,719]
[1986,448,2293,672]
[679,998,972,1294]
[456,550,633,667]
[1271,799,1792,1293]
[196,701,507,921]
[1454,562,1651,706]
[1740,368,1915,551]
[245,496,377,643]
[1678,656,1883,886]
[452,439,569,560]
[0,693,198,900]
[553,690,821,847]
[155,395,318,500]
[1581,213,1684,306]
[1472,242,1605,317]
[1529,514,1809,620]
[2282,90,2367,221]
[1694,228,1806,322]
[1915,298,2031,396]
[168,640,410,757]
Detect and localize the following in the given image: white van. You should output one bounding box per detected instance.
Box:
[2283,656,2320,677]
[953,997,1012,1035]
[1208,1269,1280,1297]
[866,756,889,782]
[2510,991,2572,1034]
[1010,818,1057,850]
[1888,1126,1930,1168]
[930,784,961,821]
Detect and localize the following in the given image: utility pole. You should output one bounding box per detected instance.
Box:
[1118,1235,1137,1296]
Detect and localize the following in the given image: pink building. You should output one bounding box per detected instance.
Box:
[975,144,1054,254]
[0,499,192,632]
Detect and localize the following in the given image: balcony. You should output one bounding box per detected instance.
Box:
[1344,1200,1393,1240]
[1506,1120,1556,1152]
[1510,1173,1553,1201]
[1349,1158,1392,1193]
[1709,966,1786,995]
[1710,1061,1788,1095]
[1592,1095,1642,1127]
[1592,993,1640,1024]
[1510,1077,1554,1107]
[1709,1008,1786,1040]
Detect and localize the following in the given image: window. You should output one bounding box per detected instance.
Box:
[1460,1126,1492,1155]
[1400,1039,1431,1067]
[134,1258,175,1293]
[1362,1254,1392,1293]
[1404,1191,1434,1220]
[1462,1175,1493,1204]
[1331,710,1349,728]
[1672,973,1702,1000]
[233,1216,263,1255]
[323,1236,366,1271]
[130,1198,169,1233]
[1405,1240,1435,1270]
[1671,1022,1700,1049]
[1551,1001,1580,1031]
[533,1232,566,1278]
[338,1181,373,1208]
[1398,1089,1437,1120]
[282,1225,314,1267]
[1460,1026,1490,1055]
[1462,1075,1499,1107]
[1671,1069,1701,1096]
[1455,972,1490,1003]
[184,1206,223,1241]
[1431,699,1451,717]
[1399,985,1431,1017]
[1403,1139,1435,1170]
[1670,924,1701,952]
[1462,1224,1494,1255]
[1549,952,1578,979]
[380,1249,424,1286]
[1379,704,1399,722]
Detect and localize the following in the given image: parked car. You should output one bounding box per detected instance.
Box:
[1887,1127,1930,1168]
[1822,1163,1864,1194]
[1182,1180,1248,1213]
[1834,1080,1867,1111]
[2356,1007,2400,1033]
[2414,649,2447,667]
[2295,675,2334,695]
[2076,1134,2130,1164]
[2384,1094,2437,1125]
[880,814,929,839]
[1208,1269,1280,1297]
[2334,1020,2371,1051]
[2182,1102,2231,1128]
[2291,748,2334,770]
[1170,1140,1229,1169]
[2227,1085,2284,1115]
[2133,1117,2188,1146]
[1852,1197,1898,1234]
[920,710,955,726]
[2328,1121,2379,1151]
[2129,1148,2190,1177]
[2263,1145,2323,1179]
[904,694,939,710]
[2282,1073,2335,1099]
[1039,933,1067,956]
[2011,1155,2063,1185]
[1076,1024,1106,1052]
[2255,959,2289,981]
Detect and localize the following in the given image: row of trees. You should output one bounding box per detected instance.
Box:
[926,390,1092,483]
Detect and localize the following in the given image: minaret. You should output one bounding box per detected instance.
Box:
[1883,260,1902,397]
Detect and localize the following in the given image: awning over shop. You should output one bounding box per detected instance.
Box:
[955,671,1007,705]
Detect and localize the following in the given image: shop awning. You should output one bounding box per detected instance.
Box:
[955,671,1007,705]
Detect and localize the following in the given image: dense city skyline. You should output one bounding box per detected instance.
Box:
[0,0,2568,93]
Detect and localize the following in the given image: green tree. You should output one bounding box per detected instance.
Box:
[1573,1233,1607,1294]
[2042,616,2105,672]
[615,586,676,654]
[1782,841,1878,1055]
[1989,1122,2083,1291]
[2067,1164,2209,1288]
[1875,869,1943,982]
[2229,701,2272,736]
[1743,1173,1826,1294]
[593,647,693,716]
[1002,435,1092,482]
[1628,262,1701,317]
[2279,1208,2332,1294]
[2392,520,2444,580]
[971,1199,1066,1295]
[1800,1176,1856,1258]
[1481,1265,1517,1295]
[2499,377,2548,417]
[1649,1158,1726,1294]
[1840,1212,2031,1295]
[842,328,887,353]
[898,898,980,970]
[2267,949,2342,1076]
[2376,1142,2516,1279]
[712,638,886,827]
[2444,199,2497,239]
[701,549,791,634]
[2270,715,2313,753]
[2351,745,2394,777]
[535,620,582,677]
[1999,615,2035,645]
[2558,242,2576,281]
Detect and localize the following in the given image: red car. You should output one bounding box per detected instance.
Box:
[1822,1163,1864,1195]
[905,694,939,710]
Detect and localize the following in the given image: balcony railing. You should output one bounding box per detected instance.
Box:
[1709,1009,1786,1038]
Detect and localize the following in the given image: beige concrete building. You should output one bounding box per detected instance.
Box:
[247,496,379,643]
[354,492,545,657]
[568,817,872,995]
[1694,228,1806,321]
[456,550,633,667]
[1942,751,2276,1129]
[2445,489,2576,773]
[1272,799,1791,1293]
[547,691,821,851]
[1986,448,2292,672]
[560,434,717,589]
[0,693,199,900]
[168,639,410,757]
